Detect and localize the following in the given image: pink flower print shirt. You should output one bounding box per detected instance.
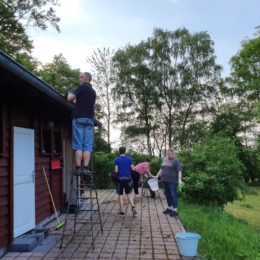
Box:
[134,162,149,175]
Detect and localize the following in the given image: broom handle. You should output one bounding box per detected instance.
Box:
[42,166,60,224]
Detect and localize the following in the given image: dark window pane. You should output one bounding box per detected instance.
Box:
[54,131,61,154]
[42,128,52,154]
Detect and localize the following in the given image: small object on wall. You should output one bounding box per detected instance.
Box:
[51,160,61,170]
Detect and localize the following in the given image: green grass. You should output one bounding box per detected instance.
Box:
[225,186,260,231]
[178,199,260,259]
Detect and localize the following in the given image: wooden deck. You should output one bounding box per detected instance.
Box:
[3,189,184,259]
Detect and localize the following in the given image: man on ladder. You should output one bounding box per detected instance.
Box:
[61,72,103,249]
[67,72,96,175]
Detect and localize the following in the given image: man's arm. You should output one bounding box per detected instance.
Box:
[67,91,76,103]
[115,165,118,174]
[147,170,154,177]
[130,164,135,171]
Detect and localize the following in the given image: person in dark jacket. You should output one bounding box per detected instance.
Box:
[67,72,96,175]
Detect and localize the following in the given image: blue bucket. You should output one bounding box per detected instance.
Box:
[175,232,201,257]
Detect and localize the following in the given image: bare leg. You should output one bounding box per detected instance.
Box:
[119,195,124,212]
[126,193,135,208]
[83,151,91,167]
[75,150,83,167]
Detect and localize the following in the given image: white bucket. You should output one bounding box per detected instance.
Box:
[147,178,159,191]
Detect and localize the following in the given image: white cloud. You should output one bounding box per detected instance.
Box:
[31,36,94,71]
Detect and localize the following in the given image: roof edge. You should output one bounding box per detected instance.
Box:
[0,51,73,111]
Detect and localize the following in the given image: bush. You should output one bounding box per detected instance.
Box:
[94,151,115,188]
[179,135,246,207]
[238,146,260,183]
[94,151,162,188]
[150,158,162,175]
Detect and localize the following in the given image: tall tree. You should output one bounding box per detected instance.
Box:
[149,28,222,148]
[113,42,160,155]
[0,0,60,69]
[38,54,80,94]
[228,28,260,145]
[0,1,32,55]
[86,48,115,147]
[230,31,260,102]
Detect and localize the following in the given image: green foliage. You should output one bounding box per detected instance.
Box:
[113,27,222,153]
[95,134,111,153]
[210,109,260,183]
[239,146,260,183]
[113,41,159,155]
[0,1,33,55]
[225,186,260,231]
[150,28,222,148]
[94,151,115,189]
[179,200,260,259]
[4,0,60,32]
[0,0,60,68]
[179,135,246,207]
[150,158,162,175]
[230,34,260,101]
[38,54,80,94]
[87,48,115,146]
[211,111,245,139]
[15,52,39,72]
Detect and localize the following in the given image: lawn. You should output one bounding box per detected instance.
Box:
[178,193,260,259]
[225,186,260,231]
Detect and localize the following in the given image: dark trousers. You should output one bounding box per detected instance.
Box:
[131,171,140,195]
[163,182,178,208]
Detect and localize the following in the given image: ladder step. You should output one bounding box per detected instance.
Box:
[60,169,103,249]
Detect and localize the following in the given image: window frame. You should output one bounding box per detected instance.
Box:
[40,120,62,155]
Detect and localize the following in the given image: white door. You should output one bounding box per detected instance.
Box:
[13,127,35,238]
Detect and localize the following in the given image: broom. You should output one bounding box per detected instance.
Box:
[42,166,65,230]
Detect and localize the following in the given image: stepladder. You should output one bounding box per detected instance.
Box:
[59,170,103,249]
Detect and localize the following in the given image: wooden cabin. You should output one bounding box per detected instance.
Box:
[0,51,73,254]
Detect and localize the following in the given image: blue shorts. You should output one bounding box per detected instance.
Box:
[72,118,94,152]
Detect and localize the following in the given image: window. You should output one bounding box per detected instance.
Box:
[53,129,61,154]
[40,120,62,155]
[41,128,52,154]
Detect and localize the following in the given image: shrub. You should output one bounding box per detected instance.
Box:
[179,135,246,207]
[94,151,115,188]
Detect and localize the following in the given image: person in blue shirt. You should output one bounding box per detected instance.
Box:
[114,146,137,217]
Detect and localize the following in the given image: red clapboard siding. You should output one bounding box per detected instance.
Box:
[0,207,8,217]
[0,158,8,167]
[0,217,8,228]
[0,166,8,177]
[0,104,10,248]
[0,195,8,207]
[0,186,8,196]
[0,177,8,187]
[0,227,9,248]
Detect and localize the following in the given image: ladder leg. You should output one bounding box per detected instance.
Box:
[60,173,74,249]
[73,175,80,233]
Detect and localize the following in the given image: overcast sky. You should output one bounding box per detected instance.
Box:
[28,0,259,77]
